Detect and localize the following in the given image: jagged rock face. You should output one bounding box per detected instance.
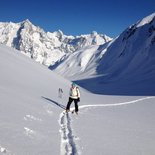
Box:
[0,20,112,66]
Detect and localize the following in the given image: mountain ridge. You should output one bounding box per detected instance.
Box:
[0,20,112,66]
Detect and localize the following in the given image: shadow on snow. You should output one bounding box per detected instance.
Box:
[42,96,66,110]
[74,75,155,96]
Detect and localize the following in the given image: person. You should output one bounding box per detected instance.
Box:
[58,88,63,98]
[66,83,80,114]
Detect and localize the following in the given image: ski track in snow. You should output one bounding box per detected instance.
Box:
[59,96,155,155]
[79,96,155,109]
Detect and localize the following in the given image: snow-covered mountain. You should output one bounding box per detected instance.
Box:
[1,13,155,96]
[52,13,155,95]
[50,42,110,80]
[1,44,155,155]
[92,12,155,95]
[0,20,111,66]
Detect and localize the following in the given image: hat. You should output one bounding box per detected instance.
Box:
[71,82,76,86]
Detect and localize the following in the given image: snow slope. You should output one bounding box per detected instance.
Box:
[50,43,110,80]
[0,44,155,155]
[0,44,71,154]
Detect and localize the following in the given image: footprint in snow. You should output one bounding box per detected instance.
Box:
[24,115,42,122]
[44,105,53,116]
[0,146,7,153]
[24,127,36,138]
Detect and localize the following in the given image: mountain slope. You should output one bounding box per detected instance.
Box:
[97,13,155,78]
[50,42,110,80]
[92,12,155,95]
[0,44,71,154]
[52,13,155,95]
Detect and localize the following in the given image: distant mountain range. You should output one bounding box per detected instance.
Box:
[0,19,111,66]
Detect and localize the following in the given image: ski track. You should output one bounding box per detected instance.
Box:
[79,96,155,109]
[59,96,155,155]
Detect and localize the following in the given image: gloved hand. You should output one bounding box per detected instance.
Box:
[77,98,80,102]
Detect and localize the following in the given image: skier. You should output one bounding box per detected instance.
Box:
[66,83,80,114]
[58,88,63,98]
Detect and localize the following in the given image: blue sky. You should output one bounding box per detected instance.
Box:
[0,0,154,37]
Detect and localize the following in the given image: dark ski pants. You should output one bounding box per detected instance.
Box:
[66,97,78,112]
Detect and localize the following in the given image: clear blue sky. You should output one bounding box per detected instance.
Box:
[0,0,154,37]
